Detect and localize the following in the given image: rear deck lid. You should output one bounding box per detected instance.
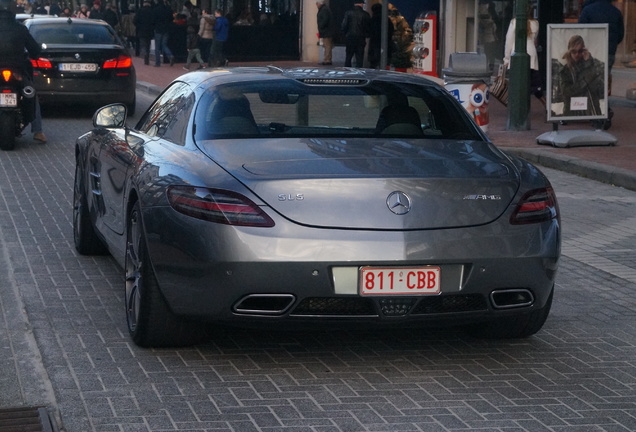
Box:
[198,138,519,230]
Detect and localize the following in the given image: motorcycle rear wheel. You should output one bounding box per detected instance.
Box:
[0,112,17,151]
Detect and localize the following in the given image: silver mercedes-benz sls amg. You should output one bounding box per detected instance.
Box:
[73,67,560,347]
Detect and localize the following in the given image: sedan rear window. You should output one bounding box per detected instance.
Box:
[30,23,118,45]
[194,79,482,141]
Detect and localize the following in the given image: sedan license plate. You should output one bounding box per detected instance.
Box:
[0,93,18,107]
[59,63,98,72]
[360,266,441,295]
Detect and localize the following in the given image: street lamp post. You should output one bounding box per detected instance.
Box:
[507,0,531,130]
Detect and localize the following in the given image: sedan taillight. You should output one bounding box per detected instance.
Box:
[31,58,53,69]
[510,187,559,225]
[102,55,132,69]
[167,186,275,227]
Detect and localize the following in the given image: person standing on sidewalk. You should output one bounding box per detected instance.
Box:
[198,9,214,64]
[503,6,546,105]
[578,0,623,128]
[209,9,228,67]
[341,2,371,68]
[579,0,624,73]
[134,0,153,65]
[316,0,336,65]
[152,0,175,67]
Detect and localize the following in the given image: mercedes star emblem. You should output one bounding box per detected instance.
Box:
[386,191,412,215]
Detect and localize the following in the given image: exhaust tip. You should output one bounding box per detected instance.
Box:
[490,289,534,309]
[23,86,36,98]
[233,294,295,315]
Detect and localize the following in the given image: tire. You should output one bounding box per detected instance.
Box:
[466,287,553,339]
[125,201,205,348]
[127,94,136,117]
[0,111,17,151]
[73,163,108,255]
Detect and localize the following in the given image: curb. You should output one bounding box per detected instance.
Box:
[136,81,164,97]
[503,147,636,192]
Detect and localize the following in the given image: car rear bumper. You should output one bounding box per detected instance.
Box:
[143,208,560,323]
[33,73,136,106]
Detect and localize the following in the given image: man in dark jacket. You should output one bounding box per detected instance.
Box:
[88,0,103,20]
[579,0,624,71]
[152,0,175,67]
[134,0,154,64]
[341,2,371,68]
[368,2,394,69]
[316,0,336,65]
[102,3,119,29]
[0,2,47,142]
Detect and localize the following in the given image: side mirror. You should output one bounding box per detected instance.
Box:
[93,103,127,128]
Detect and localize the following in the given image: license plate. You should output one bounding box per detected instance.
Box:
[360,266,441,295]
[59,63,98,72]
[0,93,17,107]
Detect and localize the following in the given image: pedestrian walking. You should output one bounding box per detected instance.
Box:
[75,4,89,18]
[579,0,624,72]
[209,9,228,67]
[152,0,175,67]
[198,9,214,64]
[316,0,336,65]
[579,0,623,128]
[341,2,370,68]
[88,0,103,20]
[134,0,153,65]
[183,25,204,70]
[102,2,119,29]
[503,6,546,105]
[368,2,394,69]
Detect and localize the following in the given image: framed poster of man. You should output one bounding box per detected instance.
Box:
[547,24,609,122]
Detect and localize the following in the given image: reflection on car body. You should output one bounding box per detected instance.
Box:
[74,67,561,347]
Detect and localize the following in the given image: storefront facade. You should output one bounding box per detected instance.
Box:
[170,0,634,68]
[301,0,634,74]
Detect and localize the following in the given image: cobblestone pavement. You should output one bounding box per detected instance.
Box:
[1,104,636,432]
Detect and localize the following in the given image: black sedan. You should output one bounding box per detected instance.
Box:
[74,67,561,347]
[24,17,136,114]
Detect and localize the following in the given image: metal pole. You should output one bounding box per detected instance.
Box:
[507,0,531,130]
[380,1,388,69]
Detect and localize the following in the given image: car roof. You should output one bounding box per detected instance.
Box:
[178,67,445,89]
[24,16,110,27]
[16,13,52,22]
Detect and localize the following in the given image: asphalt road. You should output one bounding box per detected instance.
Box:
[1,91,635,432]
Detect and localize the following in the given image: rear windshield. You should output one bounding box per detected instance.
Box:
[194,79,483,141]
[30,23,118,45]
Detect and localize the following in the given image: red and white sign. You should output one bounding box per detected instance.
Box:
[412,13,437,77]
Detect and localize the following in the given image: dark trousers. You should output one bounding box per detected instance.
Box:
[209,39,226,67]
[344,36,365,68]
[139,36,151,64]
[199,38,212,63]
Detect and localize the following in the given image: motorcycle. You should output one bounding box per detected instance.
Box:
[0,65,36,151]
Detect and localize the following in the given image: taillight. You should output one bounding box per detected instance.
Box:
[167,186,275,227]
[510,187,559,225]
[103,55,132,69]
[1,70,12,81]
[31,58,53,69]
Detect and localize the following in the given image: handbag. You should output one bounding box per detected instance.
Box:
[491,64,509,106]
